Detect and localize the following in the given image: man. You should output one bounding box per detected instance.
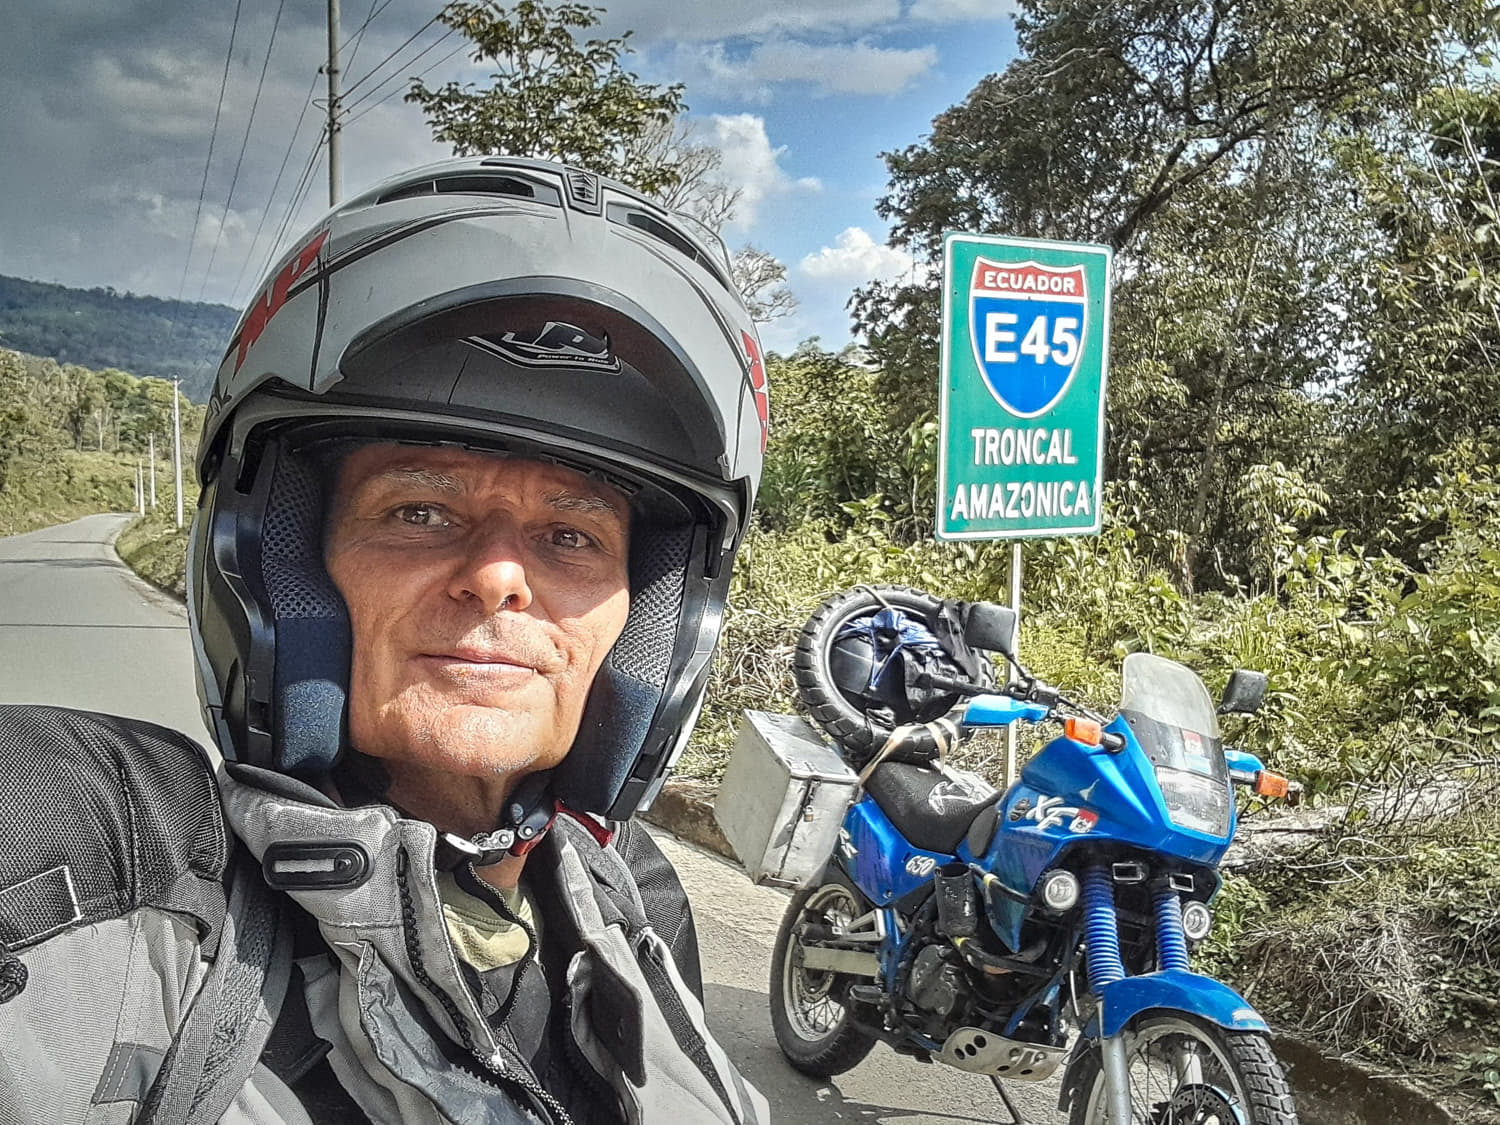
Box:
[0,157,770,1124]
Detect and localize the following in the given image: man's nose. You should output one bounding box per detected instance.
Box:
[448,525,534,613]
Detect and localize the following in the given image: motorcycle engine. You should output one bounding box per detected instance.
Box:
[907,945,967,1018]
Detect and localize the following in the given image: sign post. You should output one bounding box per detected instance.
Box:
[937,233,1112,783]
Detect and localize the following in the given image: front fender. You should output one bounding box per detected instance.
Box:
[1090,969,1268,1038]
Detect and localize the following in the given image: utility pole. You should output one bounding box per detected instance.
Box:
[148,433,157,509]
[1006,542,1022,787]
[326,0,343,206]
[172,380,184,530]
[135,462,144,516]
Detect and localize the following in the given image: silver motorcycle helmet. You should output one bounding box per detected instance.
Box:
[187,156,768,819]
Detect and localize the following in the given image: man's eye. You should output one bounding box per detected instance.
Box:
[394,503,450,527]
[548,527,594,550]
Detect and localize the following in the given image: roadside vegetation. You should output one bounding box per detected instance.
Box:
[0,274,234,401]
[115,504,196,598]
[7,0,1497,1113]
[0,346,201,537]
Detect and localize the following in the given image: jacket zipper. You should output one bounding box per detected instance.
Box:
[457,861,629,1125]
[395,847,575,1125]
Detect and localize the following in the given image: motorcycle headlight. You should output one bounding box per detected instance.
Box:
[1155,766,1232,838]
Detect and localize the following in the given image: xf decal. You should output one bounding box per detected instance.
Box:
[1010,794,1096,832]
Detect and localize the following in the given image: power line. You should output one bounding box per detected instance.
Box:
[197,0,289,303]
[341,10,442,98]
[257,125,327,285]
[341,0,389,75]
[342,24,458,116]
[344,33,467,128]
[172,0,246,311]
[286,144,329,245]
[228,68,321,308]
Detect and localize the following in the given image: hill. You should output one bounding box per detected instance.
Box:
[0,274,237,403]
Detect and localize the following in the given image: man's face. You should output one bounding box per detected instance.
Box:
[324,444,631,785]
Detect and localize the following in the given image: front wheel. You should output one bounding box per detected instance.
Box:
[1066,1014,1298,1125]
[769,874,879,1077]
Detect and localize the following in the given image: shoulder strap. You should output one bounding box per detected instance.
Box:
[136,845,294,1125]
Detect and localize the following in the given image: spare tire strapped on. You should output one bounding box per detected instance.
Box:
[792,585,989,767]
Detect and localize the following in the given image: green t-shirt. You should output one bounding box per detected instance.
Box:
[435,870,538,971]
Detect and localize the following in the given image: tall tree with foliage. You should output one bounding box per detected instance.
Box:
[851,0,1492,581]
[406,1,686,196]
[1335,84,1500,542]
[406,4,797,323]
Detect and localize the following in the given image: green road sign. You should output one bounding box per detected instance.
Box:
[936,233,1112,540]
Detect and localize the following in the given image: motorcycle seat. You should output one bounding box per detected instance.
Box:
[865,762,999,856]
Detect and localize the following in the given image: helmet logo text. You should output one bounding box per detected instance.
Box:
[234,228,329,373]
[477,321,620,373]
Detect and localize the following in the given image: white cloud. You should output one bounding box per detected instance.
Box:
[705,114,821,231]
[750,40,938,95]
[670,38,939,99]
[799,227,919,284]
[600,0,902,42]
[908,0,1017,21]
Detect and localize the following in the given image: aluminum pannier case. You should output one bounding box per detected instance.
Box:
[714,710,858,888]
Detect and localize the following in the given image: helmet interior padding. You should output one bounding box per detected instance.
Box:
[261,449,350,775]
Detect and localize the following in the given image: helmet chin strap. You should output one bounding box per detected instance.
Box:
[435,770,558,870]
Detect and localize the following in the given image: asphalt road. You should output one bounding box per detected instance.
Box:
[0,514,1065,1125]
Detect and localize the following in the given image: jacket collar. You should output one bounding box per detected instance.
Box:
[218,762,502,1060]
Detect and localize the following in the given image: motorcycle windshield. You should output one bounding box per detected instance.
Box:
[1119,653,1231,837]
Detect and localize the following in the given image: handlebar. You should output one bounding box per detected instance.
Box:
[915,671,1126,751]
[914,670,1062,706]
[914,672,992,697]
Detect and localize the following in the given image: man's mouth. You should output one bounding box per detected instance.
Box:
[431,646,536,668]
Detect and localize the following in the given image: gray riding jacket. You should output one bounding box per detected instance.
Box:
[220,765,768,1125]
[0,743,767,1125]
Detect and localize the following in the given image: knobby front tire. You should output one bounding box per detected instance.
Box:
[1066,1014,1299,1125]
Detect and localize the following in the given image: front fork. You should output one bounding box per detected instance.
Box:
[1079,865,1192,1123]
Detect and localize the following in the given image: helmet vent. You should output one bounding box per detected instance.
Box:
[375,174,560,207]
[565,169,600,208]
[605,204,732,295]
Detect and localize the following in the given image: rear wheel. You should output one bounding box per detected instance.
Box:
[769,875,880,1077]
[1066,1014,1298,1125]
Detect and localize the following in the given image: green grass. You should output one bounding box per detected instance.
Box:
[0,449,146,537]
[115,507,193,597]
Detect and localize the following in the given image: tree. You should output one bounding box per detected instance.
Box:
[851,0,1493,579]
[731,246,797,324]
[406,1,686,196]
[0,350,30,491]
[1334,83,1500,543]
[625,116,740,229]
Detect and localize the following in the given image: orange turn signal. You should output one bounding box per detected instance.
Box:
[1065,717,1103,746]
[1254,770,1290,799]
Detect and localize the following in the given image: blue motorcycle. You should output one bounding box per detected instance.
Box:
[768,586,1300,1125]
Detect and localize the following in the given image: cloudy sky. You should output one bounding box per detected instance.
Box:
[1,0,1019,353]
